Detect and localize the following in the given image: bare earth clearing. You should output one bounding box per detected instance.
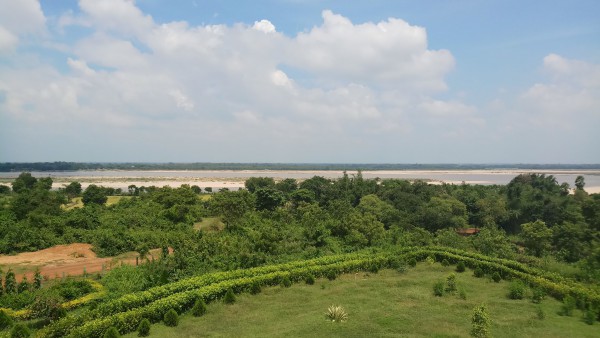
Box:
[0,243,155,281]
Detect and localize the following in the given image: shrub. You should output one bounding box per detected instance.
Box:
[473,267,484,278]
[163,309,179,327]
[325,305,348,323]
[507,280,526,300]
[250,282,261,294]
[491,272,501,283]
[137,318,150,337]
[191,299,207,317]
[396,263,408,274]
[10,324,31,338]
[368,262,381,273]
[326,270,337,281]
[5,270,17,294]
[583,307,597,325]
[0,310,13,330]
[531,288,545,304]
[281,277,292,288]
[408,258,417,267]
[425,256,435,265]
[445,273,457,293]
[459,288,467,300]
[470,303,491,338]
[17,277,29,294]
[223,288,236,304]
[33,270,42,290]
[305,274,315,285]
[433,281,445,297]
[559,295,576,316]
[103,326,120,338]
[441,259,450,267]
[536,306,545,320]
[456,261,466,273]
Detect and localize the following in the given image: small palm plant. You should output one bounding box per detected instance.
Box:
[325,305,348,323]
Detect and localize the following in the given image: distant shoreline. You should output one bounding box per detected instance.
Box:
[1,169,598,194]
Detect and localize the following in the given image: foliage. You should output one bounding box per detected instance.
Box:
[433,281,445,297]
[445,273,457,293]
[82,185,108,206]
[250,282,261,294]
[325,305,348,323]
[102,327,120,338]
[491,272,501,283]
[137,318,150,337]
[4,270,16,294]
[583,307,597,325]
[9,323,31,338]
[305,274,315,285]
[473,267,484,278]
[520,220,553,257]
[191,299,206,317]
[456,261,466,273]
[0,309,13,330]
[163,309,179,327]
[507,280,526,300]
[531,288,545,303]
[223,288,236,304]
[559,295,576,316]
[470,303,491,338]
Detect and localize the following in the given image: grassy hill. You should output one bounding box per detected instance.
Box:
[122,264,597,338]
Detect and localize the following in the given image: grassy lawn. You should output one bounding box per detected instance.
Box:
[123,264,597,338]
[62,196,130,210]
[193,217,225,231]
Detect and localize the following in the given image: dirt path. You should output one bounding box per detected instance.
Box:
[0,243,155,281]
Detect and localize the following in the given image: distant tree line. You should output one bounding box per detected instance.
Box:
[1,162,599,172]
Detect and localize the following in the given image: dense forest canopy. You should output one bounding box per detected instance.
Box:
[1,171,599,285]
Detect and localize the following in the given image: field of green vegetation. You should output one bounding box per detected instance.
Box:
[0,171,599,337]
[122,265,597,338]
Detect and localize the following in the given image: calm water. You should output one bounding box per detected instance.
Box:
[1,170,599,188]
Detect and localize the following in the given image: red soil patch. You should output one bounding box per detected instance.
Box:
[0,243,155,281]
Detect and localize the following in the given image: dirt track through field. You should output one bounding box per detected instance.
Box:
[0,243,150,281]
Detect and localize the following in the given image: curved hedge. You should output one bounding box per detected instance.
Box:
[36,247,599,338]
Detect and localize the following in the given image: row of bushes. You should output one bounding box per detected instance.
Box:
[38,253,388,337]
[40,246,600,337]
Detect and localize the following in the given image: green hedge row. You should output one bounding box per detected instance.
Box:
[38,246,599,337]
[38,253,389,337]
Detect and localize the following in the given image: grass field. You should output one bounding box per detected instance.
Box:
[123,264,597,338]
[62,196,130,210]
[193,217,224,231]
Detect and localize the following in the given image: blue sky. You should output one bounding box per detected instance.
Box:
[1,0,599,163]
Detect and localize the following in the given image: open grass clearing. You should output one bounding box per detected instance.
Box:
[193,217,224,232]
[123,264,597,338]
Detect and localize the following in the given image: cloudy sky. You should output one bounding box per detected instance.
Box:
[0,0,599,163]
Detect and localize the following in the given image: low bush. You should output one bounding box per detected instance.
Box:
[456,261,466,273]
[470,303,491,338]
[491,272,501,283]
[507,280,526,300]
[103,326,120,338]
[559,295,576,316]
[583,307,597,325]
[191,299,206,317]
[281,277,292,288]
[531,288,545,304]
[250,282,261,294]
[408,258,417,267]
[0,309,13,330]
[223,288,236,304]
[441,259,450,267]
[10,323,31,338]
[433,281,444,297]
[325,305,348,323]
[305,274,315,285]
[137,318,150,337]
[473,268,484,278]
[445,273,457,293]
[163,309,179,327]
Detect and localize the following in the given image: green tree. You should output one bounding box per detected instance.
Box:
[255,188,285,211]
[11,172,37,193]
[209,190,255,229]
[520,220,552,257]
[64,181,82,198]
[275,178,297,194]
[575,175,585,191]
[419,196,469,231]
[82,185,108,206]
[471,304,491,338]
[244,177,275,193]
